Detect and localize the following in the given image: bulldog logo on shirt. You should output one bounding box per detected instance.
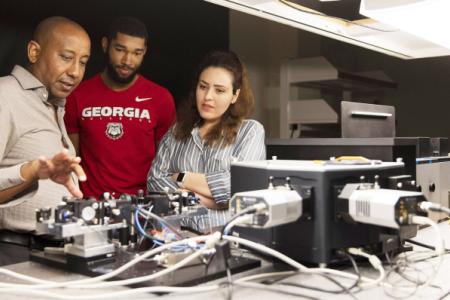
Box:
[106,122,124,140]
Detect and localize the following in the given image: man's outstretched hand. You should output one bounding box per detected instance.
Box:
[26,149,86,198]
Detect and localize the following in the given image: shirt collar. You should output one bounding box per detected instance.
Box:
[11,65,43,90]
[11,65,66,107]
[191,127,204,149]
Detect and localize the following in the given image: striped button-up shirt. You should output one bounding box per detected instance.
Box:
[147,119,266,203]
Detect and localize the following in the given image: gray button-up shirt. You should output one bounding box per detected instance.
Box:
[0,65,76,232]
[147,119,266,202]
[147,119,265,227]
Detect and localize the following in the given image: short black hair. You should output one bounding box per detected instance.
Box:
[107,16,148,44]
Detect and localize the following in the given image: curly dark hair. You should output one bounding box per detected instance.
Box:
[174,50,254,146]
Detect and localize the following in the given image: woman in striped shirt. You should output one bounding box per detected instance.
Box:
[147,50,265,209]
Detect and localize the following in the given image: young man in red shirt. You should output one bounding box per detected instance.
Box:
[64,17,175,198]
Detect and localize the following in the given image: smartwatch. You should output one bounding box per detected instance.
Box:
[176,172,186,187]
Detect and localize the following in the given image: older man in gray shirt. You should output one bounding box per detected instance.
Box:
[0,16,90,265]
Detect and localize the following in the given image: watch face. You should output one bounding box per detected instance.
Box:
[176,172,185,183]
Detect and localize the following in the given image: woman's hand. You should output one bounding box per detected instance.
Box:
[172,172,213,198]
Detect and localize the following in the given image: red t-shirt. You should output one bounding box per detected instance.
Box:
[64,74,175,198]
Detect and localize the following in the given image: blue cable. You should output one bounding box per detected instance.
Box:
[134,209,189,251]
[223,228,231,236]
[134,209,164,246]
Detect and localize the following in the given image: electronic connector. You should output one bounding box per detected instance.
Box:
[229,189,302,228]
[338,183,427,228]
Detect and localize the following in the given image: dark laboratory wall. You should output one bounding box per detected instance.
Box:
[321,38,450,140]
[0,0,229,103]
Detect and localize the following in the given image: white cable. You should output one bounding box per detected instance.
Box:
[3,223,440,296]
[234,281,310,297]
[223,235,378,284]
[0,233,411,294]
[228,236,430,295]
[223,235,309,272]
[0,268,53,285]
[0,285,220,300]
[71,246,212,288]
[0,206,260,289]
[223,214,253,235]
[224,235,414,292]
[1,251,204,291]
[0,236,208,288]
[410,215,445,255]
[419,202,450,216]
[306,267,374,284]
[0,234,214,289]
[347,247,385,288]
[235,271,297,283]
[399,216,445,291]
[383,249,444,297]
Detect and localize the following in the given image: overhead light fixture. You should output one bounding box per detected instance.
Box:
[204,0,450,59]
[360,0,450,50]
